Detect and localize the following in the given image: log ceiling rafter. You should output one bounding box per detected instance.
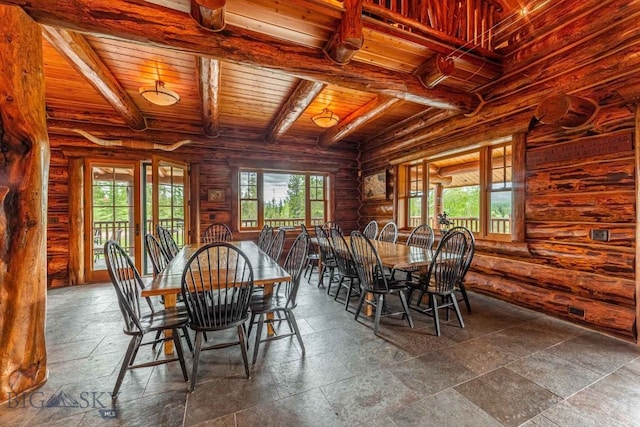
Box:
[318,95,402,148]
[190,0,226,31]
[196,57,221,138]
[324,0,363,65]
[41,26,147,131]
[264,80,326,144]
[1,0,480,112]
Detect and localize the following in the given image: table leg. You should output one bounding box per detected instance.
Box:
[364,292,374,317]
[163,294,177,355]
[263,283,276,336]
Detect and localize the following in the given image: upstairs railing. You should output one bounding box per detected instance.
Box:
[363,0,502,51]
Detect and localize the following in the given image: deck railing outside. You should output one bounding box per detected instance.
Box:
[93,219,185,249]
[409,216,510,234]
[241,218,325,229]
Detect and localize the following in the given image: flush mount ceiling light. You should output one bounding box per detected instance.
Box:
[139,80,180,106]
[311,108,340,128]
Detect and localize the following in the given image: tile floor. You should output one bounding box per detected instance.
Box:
[2,272,640,426]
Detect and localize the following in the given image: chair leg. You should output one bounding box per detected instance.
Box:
[430,294,441,337]
[112,335,142,399]
[344,279,353,310]
[247,312,256,339]
[458,281,472,314]
[286,310,305,356]
[373,294,384,336]
[181,326,194,354]
[237,325,251,378]
[252,313,265,365]
[399,291,414,328]
[171,328,189,382]
[334,276,344,301]
[318,264,326,288]
[354,290,366,321]
[189,331,204,392]
[450,295,465,329]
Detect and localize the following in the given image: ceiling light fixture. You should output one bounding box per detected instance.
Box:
[311,108,340,128]
[139,80,180,106]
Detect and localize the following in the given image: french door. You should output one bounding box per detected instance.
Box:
[85,158,189,281]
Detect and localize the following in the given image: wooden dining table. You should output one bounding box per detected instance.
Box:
[142,240,291,354]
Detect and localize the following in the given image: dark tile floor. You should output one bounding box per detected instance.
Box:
[2,272,640,426]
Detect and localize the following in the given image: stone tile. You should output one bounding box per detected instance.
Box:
[520,415,562,426]
[507,350,602,398]
[388,352,476,394]
[269,352,354,398]
[321,369,420,425]
[47,339,102,365]
[441,337,517,375]
[184,370,278,425]
[235,388,341,427]
[389,389,501,427]
[192,414,236,427]
[455,367,562,427]
[546,332,640,375]
[541,388,638,427]
[481,322,571,359]
[375,325,458,357]
[332,336,411,376]
[586,364,640,419]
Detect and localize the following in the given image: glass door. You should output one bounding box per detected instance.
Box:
[142,157,189,275]
[85,161,142,282]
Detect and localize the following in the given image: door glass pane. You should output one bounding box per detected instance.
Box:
[143,163,154,275]
[158,163,186,247]
[91,165,135,271]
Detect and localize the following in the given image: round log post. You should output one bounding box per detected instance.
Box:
[0,5,50,402]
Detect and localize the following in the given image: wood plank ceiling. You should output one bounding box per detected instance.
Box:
[37,0,550,147]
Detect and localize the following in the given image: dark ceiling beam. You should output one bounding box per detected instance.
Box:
[4,0,480,111]
[318,95,402,148]
[190,0,225,31]
[264,80,326,144]
[324,0,363,65]
[41,26,147,131]
[196,57,221,137]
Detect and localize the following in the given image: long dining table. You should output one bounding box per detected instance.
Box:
[141,240,290,354]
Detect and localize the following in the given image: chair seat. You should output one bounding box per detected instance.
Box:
[367,278,410,294]
[128,307,188,336]
[250,294,289,314]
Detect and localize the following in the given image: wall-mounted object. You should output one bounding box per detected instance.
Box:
[534,92,598,129]
[363,171,386,200]
[208,189,225,202]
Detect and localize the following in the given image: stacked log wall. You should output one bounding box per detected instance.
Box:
[359,0,640,341]
[46,134,359,287]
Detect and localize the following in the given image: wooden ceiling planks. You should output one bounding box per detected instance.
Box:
[29,0,546,143]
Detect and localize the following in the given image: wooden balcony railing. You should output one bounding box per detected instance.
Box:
[93,218,185,249]
[409,216,510,234]
[363,0,502,51]
[241,218,325,229]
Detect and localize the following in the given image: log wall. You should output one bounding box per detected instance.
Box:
[46,134,359,288]
[359,3,640,342]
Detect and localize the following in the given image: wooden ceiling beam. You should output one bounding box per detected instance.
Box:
[318,95,402,148]
[4,0,480,111]
[196,57,221,138]
[324,0,363,65]
[41,26,147,131]
[190,0,225,31]
[264,80,326,144]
